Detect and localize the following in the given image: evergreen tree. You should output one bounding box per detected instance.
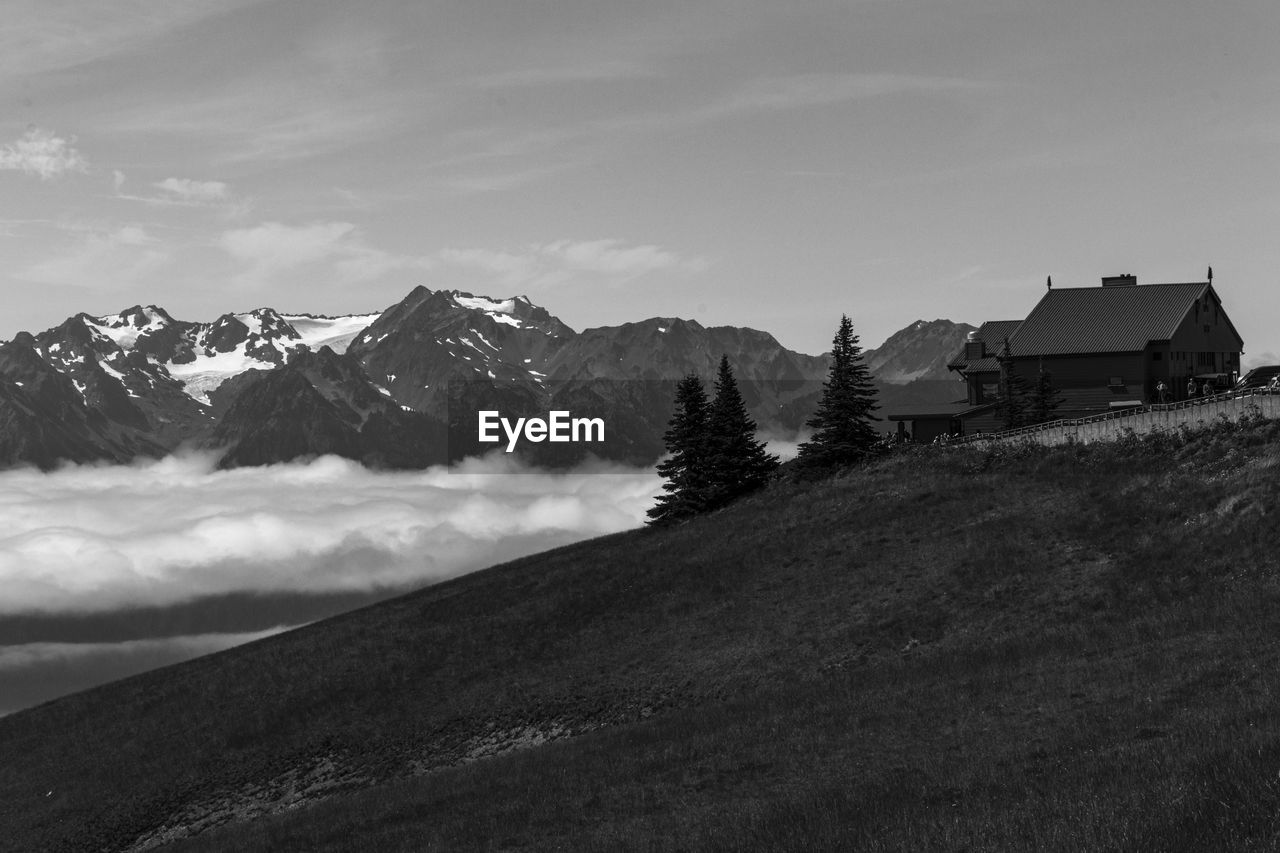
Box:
[647,374,710,525]
[796,315,880,467]
[703,356,778,510]
[994,338,1031,429]
[1027,364,1065,426]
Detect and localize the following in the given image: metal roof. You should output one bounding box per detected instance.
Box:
[1008,282,1212,356]
[946,319,1023,371]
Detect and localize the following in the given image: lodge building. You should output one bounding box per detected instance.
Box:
[888,273,1245,442]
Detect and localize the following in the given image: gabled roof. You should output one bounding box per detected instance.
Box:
[947,319,1022,372]
[1008,282,1236,356]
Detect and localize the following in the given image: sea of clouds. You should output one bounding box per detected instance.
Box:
[0,453,662,714]
[0,452,662,615]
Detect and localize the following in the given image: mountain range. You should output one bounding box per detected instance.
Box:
[0,288,972,470]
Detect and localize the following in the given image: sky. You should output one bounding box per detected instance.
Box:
[2,0,1279,359]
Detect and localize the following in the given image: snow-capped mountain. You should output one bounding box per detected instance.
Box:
[348,286,573,416]
[0,288,964,470]
[82,305,382,405]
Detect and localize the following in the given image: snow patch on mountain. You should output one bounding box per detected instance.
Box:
[281,314,379,355]
[166,347,260,405]
[90,307,170,350]
[452,294,525,328]
[454,295,515,314]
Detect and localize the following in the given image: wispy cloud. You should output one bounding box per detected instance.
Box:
[0,0,273,78]
[0,452,660,615]
[0,127,88,179]
[712,72,1001,117]
[465,60,657,90]
[18,224,168,289]
[420,71,1001,192]
[219,220,432,287]
[438,239,708,287]
[99,84,412,165]
[154,177,228,202]
[113,174,242,212]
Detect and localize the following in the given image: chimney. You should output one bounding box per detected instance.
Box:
[964,331,984,360]
[1101,273,1137,287]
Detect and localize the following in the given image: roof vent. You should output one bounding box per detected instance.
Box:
[1101,273,1137,287]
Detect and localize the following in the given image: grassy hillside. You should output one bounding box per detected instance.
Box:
[2,417,1280,851]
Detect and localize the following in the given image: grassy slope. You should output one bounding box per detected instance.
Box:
[3,419,1280,851]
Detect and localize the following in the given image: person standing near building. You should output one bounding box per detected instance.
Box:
[1156,379,1168,404]
[1187,377,1198,399]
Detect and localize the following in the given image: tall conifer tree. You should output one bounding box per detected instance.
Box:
[703,356,778,510]
[995,338,1031,429]
[796,315,880,467]
[647,374,710,525]
[1027,364,1065,425]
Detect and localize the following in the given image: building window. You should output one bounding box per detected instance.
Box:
[1203,324,1211,333]
[1152,351,1162,361]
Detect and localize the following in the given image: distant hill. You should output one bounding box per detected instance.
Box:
[3,417,1278,851]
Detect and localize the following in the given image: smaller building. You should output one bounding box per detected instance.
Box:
[886,400,992,443]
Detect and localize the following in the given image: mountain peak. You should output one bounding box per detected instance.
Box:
[863,318,976,384]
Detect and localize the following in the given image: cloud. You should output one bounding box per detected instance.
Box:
[466,60,657,90]
[0,452,662,615]
[0,627,291,674]
[764,435,806,462]
[0,0,274,79]
[0,127,89,179]
[438,239,707,287]
[713,73,1000,117]
[153,177,229,202]
[218,226,699,292]
[220,221,432,286]
[423,71,1001,183]
[0,626,295,716]
[113,173,244,212]
[18,225,168,289]
[222,221,355,268]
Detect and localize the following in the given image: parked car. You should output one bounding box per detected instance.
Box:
[1234,365,1280,392]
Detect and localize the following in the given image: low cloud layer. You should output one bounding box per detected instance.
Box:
[0,453,662,616]
[0,626,294,717]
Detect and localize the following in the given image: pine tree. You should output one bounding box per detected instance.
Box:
[647,374,710,525]
[796,315,880,468]
[994,338,1031,429]
[702,356,778,511]
[1027,364,1065,426]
